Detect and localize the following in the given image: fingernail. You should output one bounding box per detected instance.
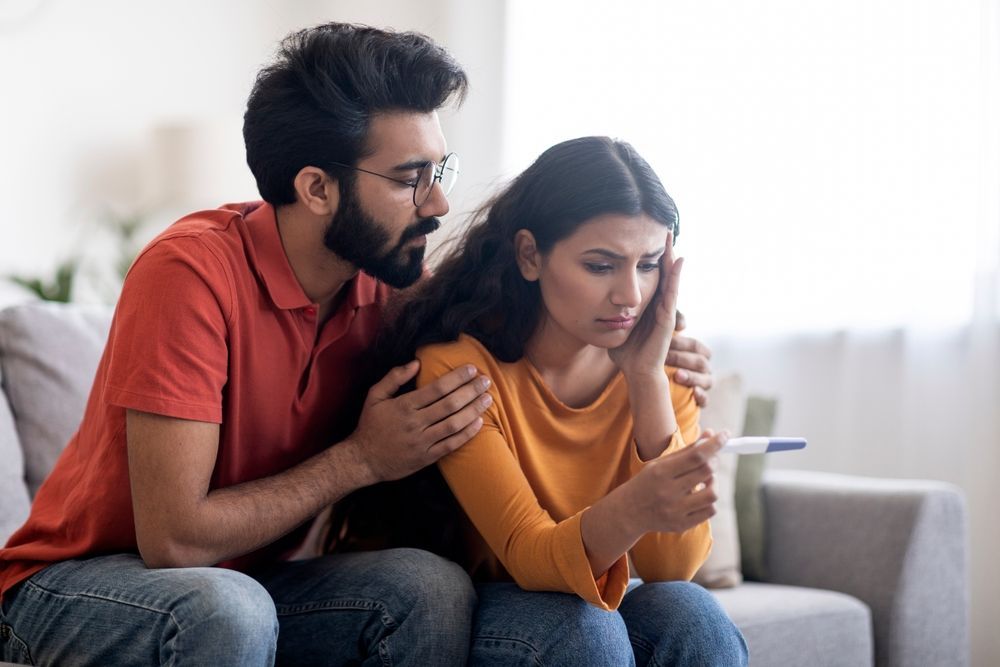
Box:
[481,394,493,407]
[466,365,477,378]
[675,370,688,381]
[478,377,491,391]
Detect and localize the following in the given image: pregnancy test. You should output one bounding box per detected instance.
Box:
[720,437,807,454]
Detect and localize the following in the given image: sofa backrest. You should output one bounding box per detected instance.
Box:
[0,358,30,545]
[0,301,113,544]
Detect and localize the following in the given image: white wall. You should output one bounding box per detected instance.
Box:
[0,0,506,302]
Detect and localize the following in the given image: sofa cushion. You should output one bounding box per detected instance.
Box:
[0,302,113,497]
[0,362,31,545]
[713,581,873,666]
[693,373,746,588]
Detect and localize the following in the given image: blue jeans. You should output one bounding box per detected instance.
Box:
[470,581,749,666]
[0,549,475,666]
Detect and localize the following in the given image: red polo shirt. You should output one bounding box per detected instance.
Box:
[0,201,392,601]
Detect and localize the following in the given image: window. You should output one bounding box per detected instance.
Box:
[503,0,996,334]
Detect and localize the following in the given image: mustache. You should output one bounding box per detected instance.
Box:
[399,217,441,245]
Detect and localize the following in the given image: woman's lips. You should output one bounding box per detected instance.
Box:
[597,317,636,330]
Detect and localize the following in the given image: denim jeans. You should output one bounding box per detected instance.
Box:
[469,581,749,666]
[0,549,475,666]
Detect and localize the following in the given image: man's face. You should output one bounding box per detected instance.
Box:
[322,112,450,288]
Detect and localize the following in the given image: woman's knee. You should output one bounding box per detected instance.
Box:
[621,581,748,666]
[472,585,632,666]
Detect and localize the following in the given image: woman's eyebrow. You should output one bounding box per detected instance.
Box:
[582,248,665,259]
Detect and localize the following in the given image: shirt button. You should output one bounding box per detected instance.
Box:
[304,306,316,316]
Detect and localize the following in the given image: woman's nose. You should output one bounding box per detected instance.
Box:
[610,273,642,308]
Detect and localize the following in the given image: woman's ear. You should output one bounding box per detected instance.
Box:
[514,229,541,281]
[292,166,340,216]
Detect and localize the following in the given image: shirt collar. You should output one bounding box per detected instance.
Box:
[241,201,379,311]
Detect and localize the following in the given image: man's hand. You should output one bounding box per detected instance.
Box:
[669,310,714,407]
[348,360,492,484]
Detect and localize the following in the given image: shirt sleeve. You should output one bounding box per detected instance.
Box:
[417,343,631,611]
[628,368,714,581]
[103,236,232,423]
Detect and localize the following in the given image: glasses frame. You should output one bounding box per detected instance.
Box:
[328,152,459,207]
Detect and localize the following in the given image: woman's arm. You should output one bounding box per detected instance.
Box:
[437,420,634,610]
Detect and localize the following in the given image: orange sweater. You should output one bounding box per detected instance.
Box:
[416,334,711,611]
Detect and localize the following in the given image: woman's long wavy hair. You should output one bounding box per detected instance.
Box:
[326,136,680,563]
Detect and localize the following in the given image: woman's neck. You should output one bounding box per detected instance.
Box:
[523,320,619,408]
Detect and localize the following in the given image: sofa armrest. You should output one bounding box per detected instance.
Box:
[761,469,969,667]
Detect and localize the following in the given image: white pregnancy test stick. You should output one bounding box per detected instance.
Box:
[720,437,807,454]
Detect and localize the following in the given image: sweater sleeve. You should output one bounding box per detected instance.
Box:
[417,342,631,611]
[628,368,714,581]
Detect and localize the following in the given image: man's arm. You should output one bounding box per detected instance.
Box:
[668,310,714,407]
[128,361,492,568]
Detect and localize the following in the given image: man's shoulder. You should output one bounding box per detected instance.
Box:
[149,203,254,252]
[130,204,259,275]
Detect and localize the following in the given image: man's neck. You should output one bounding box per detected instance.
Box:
[274,204,358,311]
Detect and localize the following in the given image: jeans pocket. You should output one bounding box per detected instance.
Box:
[1,623,36,665]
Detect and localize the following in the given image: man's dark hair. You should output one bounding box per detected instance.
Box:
[244,23,468,205]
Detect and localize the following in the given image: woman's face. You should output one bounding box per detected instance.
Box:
[520,213,668,350]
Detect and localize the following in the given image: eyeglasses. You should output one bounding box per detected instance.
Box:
[329,152,460,207]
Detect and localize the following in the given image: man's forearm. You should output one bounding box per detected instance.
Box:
[139,439,372,568]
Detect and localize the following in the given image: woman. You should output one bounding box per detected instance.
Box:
[341,137,748,666]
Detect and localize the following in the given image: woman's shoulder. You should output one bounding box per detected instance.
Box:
[416,333,502,373]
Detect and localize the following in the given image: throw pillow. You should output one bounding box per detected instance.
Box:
[735,395,778,582]
[0,302,113,497]
[692,373,746,588]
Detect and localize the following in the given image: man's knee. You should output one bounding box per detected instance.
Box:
[170,569,278,648]
[375,548,476,626]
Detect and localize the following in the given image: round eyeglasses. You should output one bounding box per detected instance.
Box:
[329,152,460,207]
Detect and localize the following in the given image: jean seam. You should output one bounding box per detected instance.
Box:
[628,629,656,667]
[473,635,544,667]
[278,598,401,666]
[275,598,398,630]
[2,622,36,666]
[23,579,178,619]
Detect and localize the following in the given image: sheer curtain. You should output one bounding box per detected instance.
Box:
[501,1,999,663]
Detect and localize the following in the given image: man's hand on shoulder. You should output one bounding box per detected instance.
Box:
[668,310,714,408]
[345,360,492,484]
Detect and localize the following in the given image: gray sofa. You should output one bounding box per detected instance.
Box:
[0,301,970,666]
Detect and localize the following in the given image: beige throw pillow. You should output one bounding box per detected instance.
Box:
[692,373,746,588]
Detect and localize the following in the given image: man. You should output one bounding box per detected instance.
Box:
[0,23,714,666]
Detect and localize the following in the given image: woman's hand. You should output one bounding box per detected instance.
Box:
[608,229,683,379]
[621,429,726,535]
[580,429,726,577]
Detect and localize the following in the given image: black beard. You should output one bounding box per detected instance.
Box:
[323,185,440,289]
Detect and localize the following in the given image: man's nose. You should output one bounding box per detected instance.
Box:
[417,181,450,218]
